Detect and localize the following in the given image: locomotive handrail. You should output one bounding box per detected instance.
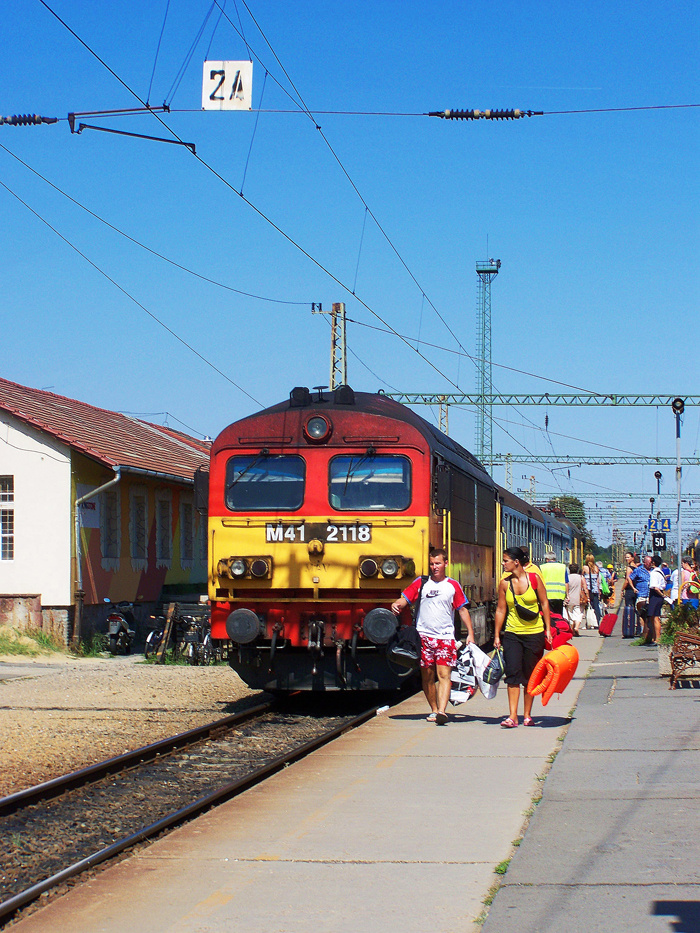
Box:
[219,517,417,527]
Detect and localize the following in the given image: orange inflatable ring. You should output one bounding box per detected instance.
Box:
[526,643,579,706]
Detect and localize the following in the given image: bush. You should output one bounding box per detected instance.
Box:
[660,603,700,646]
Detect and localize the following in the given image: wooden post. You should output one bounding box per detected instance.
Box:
[156,603,177,663]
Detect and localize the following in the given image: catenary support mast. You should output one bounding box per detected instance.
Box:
[475,259,500,468]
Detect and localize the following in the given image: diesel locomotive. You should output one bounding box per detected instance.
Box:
[205,386,583,691]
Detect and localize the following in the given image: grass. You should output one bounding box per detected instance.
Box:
[141,649,190,665]
[0,626,65,657]
[494,859,511,875]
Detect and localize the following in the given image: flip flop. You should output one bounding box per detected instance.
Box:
[435,711,448,725]
[426,712,437,722]
[500,717,518,729]
[523,717,535,727]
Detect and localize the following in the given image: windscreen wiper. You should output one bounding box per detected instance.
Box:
[226,449,270,491]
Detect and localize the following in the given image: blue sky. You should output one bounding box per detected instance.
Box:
[1,0,698,545]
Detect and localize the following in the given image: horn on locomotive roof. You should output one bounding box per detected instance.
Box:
[289,385,355,407]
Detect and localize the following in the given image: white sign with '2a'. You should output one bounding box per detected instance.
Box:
[202,61,253,110]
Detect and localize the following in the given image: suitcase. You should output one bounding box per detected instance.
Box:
[622,601,636,638]
[599,612,618,637]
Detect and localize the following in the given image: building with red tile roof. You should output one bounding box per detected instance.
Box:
[0,378,211,643]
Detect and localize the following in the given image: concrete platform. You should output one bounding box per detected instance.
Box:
[482,632,700,933]
[11,634,601,933]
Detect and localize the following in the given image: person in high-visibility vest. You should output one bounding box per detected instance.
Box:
[540,551,568,615]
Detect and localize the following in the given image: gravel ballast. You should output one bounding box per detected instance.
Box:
[0,653,262,798]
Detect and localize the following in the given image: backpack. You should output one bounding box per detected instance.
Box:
[387,574,429,669]
[600,575,610,597]
[547,612,573,650]
[386,625,421,668]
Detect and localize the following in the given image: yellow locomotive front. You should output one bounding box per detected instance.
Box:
[208,387,432,691]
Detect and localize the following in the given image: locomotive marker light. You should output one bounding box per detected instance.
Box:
[381,558,400,578]
[230,558,248,578]
[360,558,379,577]
[304,415,332,443]
[226,608,261,644]
[250,558,271,578]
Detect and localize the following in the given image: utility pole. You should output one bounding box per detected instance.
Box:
[673,398,685,601]
[475,259,500,469]
[312,302,347,389]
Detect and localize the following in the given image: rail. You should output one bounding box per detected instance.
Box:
[0,701,383,924]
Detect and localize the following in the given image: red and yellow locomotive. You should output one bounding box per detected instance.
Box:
[208,386,497,690]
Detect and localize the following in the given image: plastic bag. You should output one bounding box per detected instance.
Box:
[467,642,498,700]
[450,645,478,706]
[482,647,505,685]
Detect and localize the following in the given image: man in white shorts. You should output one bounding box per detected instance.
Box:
[391,548,475,725]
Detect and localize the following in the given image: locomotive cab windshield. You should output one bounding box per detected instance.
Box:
[225,454,306,511]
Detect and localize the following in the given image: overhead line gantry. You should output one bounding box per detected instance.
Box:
[384,393,700,407]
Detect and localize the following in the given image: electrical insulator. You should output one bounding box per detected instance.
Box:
[0,114,58,126]
[429,109,543,120]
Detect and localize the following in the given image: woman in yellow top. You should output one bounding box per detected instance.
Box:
[494,546,551,728]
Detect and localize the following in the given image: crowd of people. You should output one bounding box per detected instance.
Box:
[621,551,698,644]
[392,546,700,728]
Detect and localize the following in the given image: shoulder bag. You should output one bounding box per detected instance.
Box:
[508,575,541,622]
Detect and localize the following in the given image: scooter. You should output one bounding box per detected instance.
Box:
[104,599,136,655]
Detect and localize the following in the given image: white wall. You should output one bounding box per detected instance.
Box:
[0,415,72,606]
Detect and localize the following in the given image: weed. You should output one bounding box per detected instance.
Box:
[70,632,109,657]
[494,859,511,875]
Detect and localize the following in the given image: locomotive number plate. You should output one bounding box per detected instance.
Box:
[265,523,371,543]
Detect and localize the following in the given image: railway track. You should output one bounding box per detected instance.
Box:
[0,696,384,926]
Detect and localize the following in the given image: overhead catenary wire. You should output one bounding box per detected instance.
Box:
[29,1,693,528]
[30,2,572,481]
[0,178,262,408]
[35,0,475,395]
[146,0,171,106]
[0,142,309,306]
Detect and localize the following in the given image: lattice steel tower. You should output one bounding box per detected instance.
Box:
[475,259,501,468]
[329,302,347,389]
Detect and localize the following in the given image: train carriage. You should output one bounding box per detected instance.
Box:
[496,487,547,566]
[204,386,584,692]
[207,386,497,691]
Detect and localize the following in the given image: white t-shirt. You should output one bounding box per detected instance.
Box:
[402,576,468,639]
[649,567,666,594]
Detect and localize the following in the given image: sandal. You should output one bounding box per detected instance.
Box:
[523,717,535,727]
[500,716,518,729]
[426,712,437,722]
[435,711,448,726]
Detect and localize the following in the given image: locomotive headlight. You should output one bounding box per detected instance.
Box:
[250,558,270,578]
[381,558,399,578]
[304,415,332,443]
[231,559,248,578]
[360,558,379,578]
